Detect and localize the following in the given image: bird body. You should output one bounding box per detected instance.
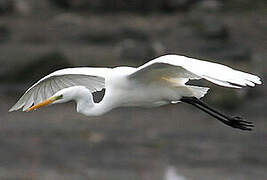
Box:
[9,55,261,130]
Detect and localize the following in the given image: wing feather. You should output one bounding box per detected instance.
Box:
[49,79,56,95]
[128,54,261,87]
[34,84,43,104]
[22,90,34,111]
[9,67,108,112]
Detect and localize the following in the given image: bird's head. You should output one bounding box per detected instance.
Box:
[26,86,91,112]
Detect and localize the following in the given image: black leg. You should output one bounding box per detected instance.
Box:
[180,97,254,131]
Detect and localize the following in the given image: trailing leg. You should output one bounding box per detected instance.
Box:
[180,97,254,131]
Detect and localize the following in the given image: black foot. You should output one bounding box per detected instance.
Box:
[223,116,254,131]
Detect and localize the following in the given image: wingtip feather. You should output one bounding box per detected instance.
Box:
[8,107,15,112]
[8,102,24,112]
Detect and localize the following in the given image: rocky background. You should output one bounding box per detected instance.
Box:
[0,0,266,179]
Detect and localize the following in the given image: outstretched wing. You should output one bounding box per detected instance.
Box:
[9,67,109,112]
[128,54,261,87]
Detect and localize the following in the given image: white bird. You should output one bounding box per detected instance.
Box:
[9,54,261,130]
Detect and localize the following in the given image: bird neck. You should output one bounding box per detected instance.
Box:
[76,94,111,117]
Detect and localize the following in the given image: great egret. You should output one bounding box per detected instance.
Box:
[9,54,261,130]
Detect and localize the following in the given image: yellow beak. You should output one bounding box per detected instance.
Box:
[26,95,62,112]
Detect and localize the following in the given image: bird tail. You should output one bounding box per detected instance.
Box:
[186,86,210,99]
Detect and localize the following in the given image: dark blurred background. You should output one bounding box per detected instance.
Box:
[0,0,266,179]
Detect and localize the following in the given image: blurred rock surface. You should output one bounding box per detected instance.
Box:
[0,24,9,42]
[116,39,165,63]
[50,0,201,12]
[0,0,13,14]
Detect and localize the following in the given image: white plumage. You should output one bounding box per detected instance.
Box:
[9,54,261,130]
[9,68,108,111]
